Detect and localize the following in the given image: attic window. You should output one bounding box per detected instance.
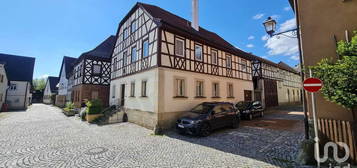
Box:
[93,64,102,75]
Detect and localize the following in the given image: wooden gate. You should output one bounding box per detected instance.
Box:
[264,79,278,107]
[317,118,357,164]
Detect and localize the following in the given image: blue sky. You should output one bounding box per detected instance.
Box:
[0,0,298,79]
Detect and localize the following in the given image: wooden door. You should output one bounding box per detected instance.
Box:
[264,79,278,107]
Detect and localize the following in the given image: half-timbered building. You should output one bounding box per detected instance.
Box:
[110,3,254,129]
[252,57,301,107]
[72,36,115,107]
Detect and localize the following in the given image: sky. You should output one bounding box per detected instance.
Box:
[0,0,298,79]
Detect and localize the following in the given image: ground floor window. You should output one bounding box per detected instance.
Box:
[130,82,135,97]
[212,82,220,97]
[196,80,204,97]
[175,78,185,97]
[141,80,147,97]
[112,85,116,98]
[227,83,234,97]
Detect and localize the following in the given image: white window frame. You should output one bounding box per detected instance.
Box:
[211,50,218,65]
[227,83,234,97]
[130,82,135,97]
[212,82,220,97]
[175,78,185,97]
[195,80,204,97]
[141,80,147,97]
[142,39,149,58]
[241,59,247,72]
[194,44,203,61]
[226,55,232,68]
[131,20,137,33]
[175,38,185,57]
[131,46,137,63]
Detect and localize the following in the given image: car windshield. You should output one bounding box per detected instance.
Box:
[190,104,214,114]
[236,101,251,110]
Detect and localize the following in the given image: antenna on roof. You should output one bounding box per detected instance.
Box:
[192,0,199,31]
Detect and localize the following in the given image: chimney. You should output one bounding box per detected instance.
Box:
[192,0,199,31]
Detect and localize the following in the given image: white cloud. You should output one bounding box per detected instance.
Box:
[261,35,269,41]
[290,55,300,61]
[284,7,291,11]
[271,14,280,20]
[253,13,265,20]
[263,18,298,57]
[246,44,254,48]
[248,36,255,40]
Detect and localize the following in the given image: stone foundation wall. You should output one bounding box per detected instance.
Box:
[158,111,188,130]
[125,108,158,130]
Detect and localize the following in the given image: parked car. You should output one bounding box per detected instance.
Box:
[236,101,264,120]
[176,102,240,137]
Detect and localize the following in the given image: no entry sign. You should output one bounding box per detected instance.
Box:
[303,78,323,92]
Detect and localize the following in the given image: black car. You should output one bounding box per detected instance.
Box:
[176,102,240,137]
[236,101,264,120]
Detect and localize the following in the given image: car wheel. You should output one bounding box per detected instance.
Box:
[260,111,264,117]
[199,123,211,137]
[248,114,253,120]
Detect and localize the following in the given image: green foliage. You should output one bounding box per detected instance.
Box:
[86,99,103,115]
[311,31,357,110]
[32,78,46,90]
[63,102,75,112]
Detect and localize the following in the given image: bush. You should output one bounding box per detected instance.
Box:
[63,102,75,112]
[86,99,103,115]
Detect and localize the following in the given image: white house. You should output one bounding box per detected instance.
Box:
[109,3,254,129]
[0,63,8,110]
[56,56,77,106]
[43,76,59,104]
[0,53,35,110]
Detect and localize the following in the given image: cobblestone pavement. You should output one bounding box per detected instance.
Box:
[0,104,308,168]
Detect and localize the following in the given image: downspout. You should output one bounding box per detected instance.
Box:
[294,0,309,139]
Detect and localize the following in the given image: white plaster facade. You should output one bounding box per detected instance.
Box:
[6,81,31,110]
[58,63,68,97]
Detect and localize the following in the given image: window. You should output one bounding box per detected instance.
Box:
[141,80,147,97]
[226,55,232,68]
[196,81,204,97]
[0,74,3,83]
[195,44,203,61]
[123,51,128,66]
[113,58,117,71]
[0,93,2,102]
[212,83,219,97]
[241,60,247,72]
[142,40,149,58]
[175,38,185,57]
[10,84,16,90]
[123,28,129,40]
[92,64,101,75]
[175,79,185,97]
[112,85,116,98]
[211,50,218,65]
[130,82,135,97]
[131,47,137,62]
[228,83,234,97]
[131,20,137,33]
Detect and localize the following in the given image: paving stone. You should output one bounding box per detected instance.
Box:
[0,104,311,168]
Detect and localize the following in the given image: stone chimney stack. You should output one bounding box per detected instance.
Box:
[192,0,199,31]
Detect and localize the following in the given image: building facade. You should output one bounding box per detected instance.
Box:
[0,63,8,110]
[72,36,115,107]
[110,3,254,129]
[43,76,59,104]
[0,54,35,110]
[56,56,77,106]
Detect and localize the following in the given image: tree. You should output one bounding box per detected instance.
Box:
[311,31,357,120]
[32,78,47,91]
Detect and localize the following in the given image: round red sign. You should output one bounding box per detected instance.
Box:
[303,78,323,92]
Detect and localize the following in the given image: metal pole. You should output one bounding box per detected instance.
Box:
[310,69,320,167]
[293,0,309,139]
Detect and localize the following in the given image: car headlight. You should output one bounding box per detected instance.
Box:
[190,120,200,124]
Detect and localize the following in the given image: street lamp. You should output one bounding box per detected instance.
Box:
[263,17,298,38]
[263,17,277,37]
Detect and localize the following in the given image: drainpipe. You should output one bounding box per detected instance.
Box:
[294,0,309,139]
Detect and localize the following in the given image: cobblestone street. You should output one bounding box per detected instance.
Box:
[0,104,307,168]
